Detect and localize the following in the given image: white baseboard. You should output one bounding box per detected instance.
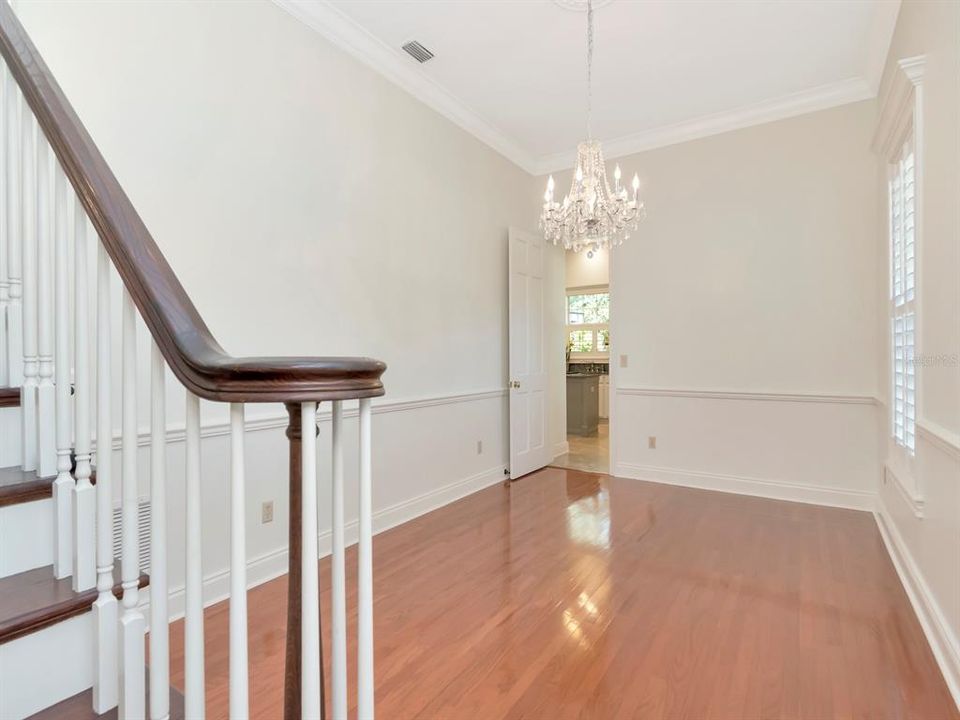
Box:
[160,463,506,621]
[553,440,570,459]
[875,499,960,710]
[616,462,875,511]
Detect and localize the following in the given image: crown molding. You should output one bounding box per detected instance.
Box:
[274,0,893,178]
[873,54,925,158]
[863,0,902,92]
[536,77,874,174]
[271,0,540,174]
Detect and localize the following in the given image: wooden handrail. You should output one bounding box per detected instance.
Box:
[0,5,385,403]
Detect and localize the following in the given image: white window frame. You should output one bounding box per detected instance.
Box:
[566,286,609,360]
[873,55,925,511]
[889,137,916,456]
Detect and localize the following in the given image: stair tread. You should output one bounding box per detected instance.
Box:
[27,669,185,719]
[0,465,97,508]
[0,564,149,644]
[0,466,51,507]
[0,386,19,408]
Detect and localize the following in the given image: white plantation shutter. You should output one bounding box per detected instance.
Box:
[890,138,916,454]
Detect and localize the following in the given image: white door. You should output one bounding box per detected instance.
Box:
[508,227,551,479]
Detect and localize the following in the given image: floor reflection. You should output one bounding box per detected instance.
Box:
[565,481,610,549]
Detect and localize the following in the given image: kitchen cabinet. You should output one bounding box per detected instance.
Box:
[567,374,599,435]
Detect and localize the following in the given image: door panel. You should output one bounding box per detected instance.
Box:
[509,227,551,479]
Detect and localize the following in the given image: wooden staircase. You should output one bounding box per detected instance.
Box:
[0,1,385,717]
[0,383,164,718]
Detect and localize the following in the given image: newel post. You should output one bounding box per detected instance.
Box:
[284,402,326,720]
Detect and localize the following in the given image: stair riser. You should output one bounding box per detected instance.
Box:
[0,406,22,469]
[0,499,53,578]
[0,613,93,719]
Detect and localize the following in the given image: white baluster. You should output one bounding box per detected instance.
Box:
[300,402,323,720]
[72,198,95,591]
[52,164,72,579]
[358,398,374,720]
[0,63,9,386]
[6,66,22,385]
[119,288,145,718]
[149,342,169,720]
[36,136,56,477]
[230,403,249,719]
[20,109,37,471]
[330,400,347,720]
[92,242,118,713]
[301,401,321,720]
[184,391,205,719]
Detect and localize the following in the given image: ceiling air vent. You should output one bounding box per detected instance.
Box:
[401,40,434,64]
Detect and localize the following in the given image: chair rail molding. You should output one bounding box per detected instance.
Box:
[917,418,960,462]
[90,387,508,452]
[616,386,877,405]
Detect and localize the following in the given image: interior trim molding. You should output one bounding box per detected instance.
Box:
[917,419,960,461]
[616,387,877,405]
[884,463,924,519]
[538,77,875,173]
[616,462,875,511]
[875,500,960,711]
[553,440,570,459]
[873,54,925,158]
[271,0,890,177]
[95,387,507,452]
[270,0,539,173]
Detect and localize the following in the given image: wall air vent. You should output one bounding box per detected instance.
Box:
[401,40,434,64]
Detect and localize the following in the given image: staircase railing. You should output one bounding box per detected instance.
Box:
[0,4,385,718]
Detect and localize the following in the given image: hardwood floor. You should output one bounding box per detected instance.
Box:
[164,467,957,719]
[554,421,610,474]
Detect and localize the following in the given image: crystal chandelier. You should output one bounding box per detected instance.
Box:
[540,0,644,253]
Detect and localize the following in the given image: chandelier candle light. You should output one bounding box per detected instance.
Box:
[540,0,644,253]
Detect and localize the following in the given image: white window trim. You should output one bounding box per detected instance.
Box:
[566,285,609,360]
[889,140,916,455]
[873,55,925,512]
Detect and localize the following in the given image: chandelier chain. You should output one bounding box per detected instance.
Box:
[586,0,593,141]
[539,0,645,253]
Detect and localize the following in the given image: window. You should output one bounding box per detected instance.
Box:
[567,289,609,356]
[890,138,916,454]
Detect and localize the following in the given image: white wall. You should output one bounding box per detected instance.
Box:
[565,247,609,288]
[543,100,881,507]
[873,0,960,705]
[15,0,539,607]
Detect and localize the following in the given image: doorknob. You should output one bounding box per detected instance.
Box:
[510,380,520,389]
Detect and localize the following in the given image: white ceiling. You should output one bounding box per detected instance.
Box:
[276,0,900,174]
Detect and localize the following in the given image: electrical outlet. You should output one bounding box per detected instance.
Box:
[648,436,656,449]
[619,354,629,368]
[261,501,274,524]
[477,440,483,454]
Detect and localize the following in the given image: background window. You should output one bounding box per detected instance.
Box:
[568,330,594,353]
[567,293,610,324]
[566,289,609,356]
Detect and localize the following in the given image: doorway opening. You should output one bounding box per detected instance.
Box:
[554,247,610,474]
